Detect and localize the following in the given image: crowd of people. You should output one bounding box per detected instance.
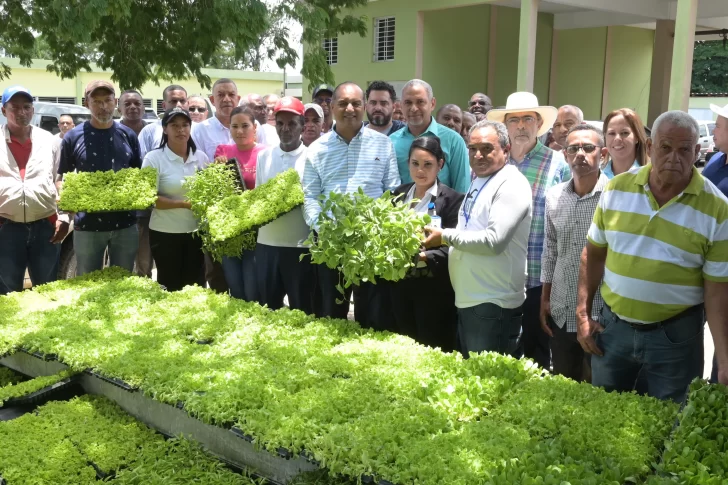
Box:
[1,74,728,403]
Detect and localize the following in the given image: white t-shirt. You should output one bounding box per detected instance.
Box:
[444,164,532,309]
[255,143,309,248]
[142,146,210,233]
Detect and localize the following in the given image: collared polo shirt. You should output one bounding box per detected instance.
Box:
[702,152,728,196]
[256,143,310,247]
[509,140,571,289]
[389,117,470,193]
[603,159,641,179]
[302,123,400,230]
[141,146,210,233]
[587,164,728,323]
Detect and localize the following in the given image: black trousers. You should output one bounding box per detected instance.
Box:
[203,251,229,293]
[149,230,205,292]
[389,276,458,352]
[255,244,315,314]
[519,285,551,369]
[316,265,395,331]
[550,318,591,382]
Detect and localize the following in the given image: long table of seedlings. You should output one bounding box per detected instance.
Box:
[0,269,726,485]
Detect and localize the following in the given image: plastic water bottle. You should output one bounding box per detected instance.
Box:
[428,202,441,228]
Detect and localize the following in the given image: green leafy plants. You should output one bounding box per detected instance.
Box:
[0,269,691,485]
[657,379,728,483]
[207,168,304,243]
[0,365,24,387]
[306,189,429,288]
[58,167,158,213]
[0,368,76,406]
[183,163,256,261]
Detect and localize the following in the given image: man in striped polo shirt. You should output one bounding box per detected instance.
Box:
[577,111,728,401]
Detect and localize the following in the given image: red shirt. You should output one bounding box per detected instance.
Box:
[214,144,266,190]
[7,136,32,180]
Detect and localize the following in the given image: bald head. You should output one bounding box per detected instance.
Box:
[436,104,463,134]
[553,105,585,148]
[246,93,267,124]
[469,93,492,116]
[333,82,364,102]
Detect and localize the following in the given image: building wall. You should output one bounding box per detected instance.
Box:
[550,27,608,120]
[0,58,284,107]
[422,4,491,110]
[603,26,654,121]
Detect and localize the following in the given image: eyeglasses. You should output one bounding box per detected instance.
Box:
[565,144,601,155]
[314,97,332,105]
[505,116,537,126]
[188,107,207,113]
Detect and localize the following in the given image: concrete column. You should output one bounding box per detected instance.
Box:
[415,11,424,79]
[668,0,698,112]
[517,0,540,92]
[75,74,83,106]
[647,20,675,127]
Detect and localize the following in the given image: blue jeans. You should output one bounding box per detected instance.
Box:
[457,302,523,357]
[592,304,704,402]
[222,250,258,302]
[0,218,60,294]
[74,225,139,275]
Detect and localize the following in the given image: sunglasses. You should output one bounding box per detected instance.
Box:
[188,107,207,113]
[314,97,332,105]
[468,100,488,106]
[565,144,601,155]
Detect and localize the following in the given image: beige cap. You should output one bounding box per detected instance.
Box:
[85,80,116,97]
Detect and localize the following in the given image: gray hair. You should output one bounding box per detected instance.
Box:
[470,120,510,148]
[652,111,699,144]
[559,105,584,123]
[566,123,604,146]
[402,79,434,100]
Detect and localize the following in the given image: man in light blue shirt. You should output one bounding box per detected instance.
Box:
[389,79,470,193]
[302,82,400,326]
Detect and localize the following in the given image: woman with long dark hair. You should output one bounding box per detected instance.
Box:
[142,107,209,290]
[390,135,465,351]
[213,107,266,302]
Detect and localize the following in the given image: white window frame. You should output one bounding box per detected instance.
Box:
[323,37,338,66]
[373,16,395,62]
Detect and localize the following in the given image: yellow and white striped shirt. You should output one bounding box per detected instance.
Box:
[587,164,728,323]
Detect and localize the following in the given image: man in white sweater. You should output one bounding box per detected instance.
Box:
[424,120,532,356]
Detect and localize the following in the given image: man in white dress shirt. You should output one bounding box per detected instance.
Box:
[254,96,314,313]
[424,120,532,356]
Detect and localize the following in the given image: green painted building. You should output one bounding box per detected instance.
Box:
[305,0,728,125]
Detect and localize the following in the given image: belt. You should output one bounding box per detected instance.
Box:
[624,304,704,331]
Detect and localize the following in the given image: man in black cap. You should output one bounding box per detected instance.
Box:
[312,84,334,133]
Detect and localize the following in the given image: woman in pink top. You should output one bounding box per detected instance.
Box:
[214,107,267,302]
[214,107,267,190]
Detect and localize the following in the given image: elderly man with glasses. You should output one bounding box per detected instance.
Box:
[487,92,571,370]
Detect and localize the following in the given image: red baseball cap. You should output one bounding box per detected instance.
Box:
[274,96,305,116]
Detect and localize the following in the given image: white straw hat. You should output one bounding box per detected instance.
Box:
[486,92,558,136]
[710,103,728,120]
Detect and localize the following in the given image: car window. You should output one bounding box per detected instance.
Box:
[40,116,59,134]
[709,123,716,136]
[699,124,707,137]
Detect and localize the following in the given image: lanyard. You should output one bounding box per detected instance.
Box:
[463,172,499,227]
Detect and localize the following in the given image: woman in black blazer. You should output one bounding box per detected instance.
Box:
[390,136,465,352]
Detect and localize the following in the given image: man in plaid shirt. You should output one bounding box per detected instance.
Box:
[541,124,607,381]
[487,92,571,369]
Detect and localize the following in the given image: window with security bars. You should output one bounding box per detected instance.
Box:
[143,98,152,108]
[374,17,395,62]
[323,37,338,65]
[156,100,164,114]
[37,96,77,105]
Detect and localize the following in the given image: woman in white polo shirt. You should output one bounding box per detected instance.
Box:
[142,108,210,291]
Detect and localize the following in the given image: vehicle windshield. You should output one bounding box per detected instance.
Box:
[709,123,716,136]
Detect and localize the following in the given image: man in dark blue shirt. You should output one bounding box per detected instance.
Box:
[363,81,406,136]
[58,80,142,275]
[700,103,728,383]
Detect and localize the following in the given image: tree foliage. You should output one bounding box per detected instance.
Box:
[691,39,728,94]
[0,0,367,92]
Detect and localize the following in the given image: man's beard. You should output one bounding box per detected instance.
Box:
[368,112,391,127]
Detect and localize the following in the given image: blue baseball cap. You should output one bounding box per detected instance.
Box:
[2,86,33,106]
